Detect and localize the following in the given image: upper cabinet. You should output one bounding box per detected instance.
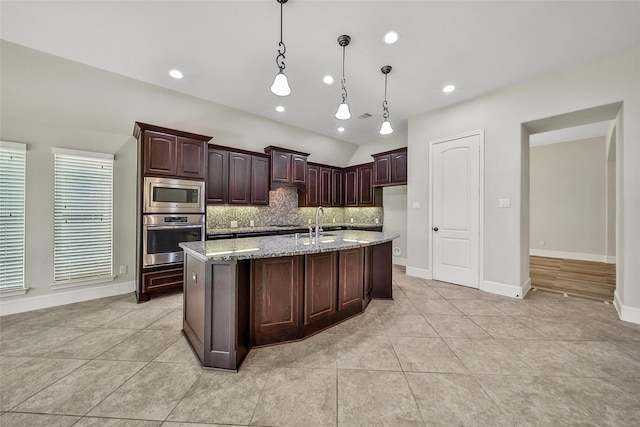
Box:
[207,145,270,206]
[135,123,211,180]
[299,165,340,207]
[264,146,309,190]
[372,147,407,187]
[357,163,382,207]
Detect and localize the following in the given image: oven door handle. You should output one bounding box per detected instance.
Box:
[145,224,204,230]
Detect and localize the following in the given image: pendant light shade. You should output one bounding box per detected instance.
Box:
[271,0,291,96]
[379,120,393,135]
[271,71,291,96]
[335,35,351,120]
[335,102,351,120]
[379,65,394,135]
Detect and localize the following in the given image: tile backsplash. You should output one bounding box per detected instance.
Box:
[207,187,383,231]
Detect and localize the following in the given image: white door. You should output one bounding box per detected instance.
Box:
[432,133,480,288]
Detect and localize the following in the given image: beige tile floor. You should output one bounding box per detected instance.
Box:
[1,265,639,426]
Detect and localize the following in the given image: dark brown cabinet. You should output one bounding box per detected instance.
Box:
[373,147,407,186]
[302,165,320,206]
[207,149,229,204]
[229,152,251,204]
[207,147,270,206]
[332,169,343,206]
[319,167,332,206]
[304,252,337,325]
[251,155,270,205]
[358,164,376,206]
[344,167,358,206]
[338,248,364,313]
[140,266,184,301]
[142,130,207,180]
[252,256,303,346]
[264,146,309,189]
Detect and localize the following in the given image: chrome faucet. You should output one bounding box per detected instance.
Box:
[315,206,325,241]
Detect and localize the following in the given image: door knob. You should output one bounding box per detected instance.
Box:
[433,227,439,232]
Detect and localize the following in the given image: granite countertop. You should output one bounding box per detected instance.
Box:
[181,230,399,262]
[207,223,383,235]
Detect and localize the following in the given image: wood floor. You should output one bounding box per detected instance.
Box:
[530,256,616,302]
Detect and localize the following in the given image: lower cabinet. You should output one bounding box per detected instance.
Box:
[140,266,184,301]
[304,252,337,326]
[338,248,363,312]
[252,256,303,346]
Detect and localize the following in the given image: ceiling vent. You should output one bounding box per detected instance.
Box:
[358,113,372,119]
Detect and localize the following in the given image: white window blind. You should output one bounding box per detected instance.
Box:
[0,142,26,291]
[53,148,114,284]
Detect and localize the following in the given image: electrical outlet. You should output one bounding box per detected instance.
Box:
[350,218,354,223]
[375,218,379,224]
[308,218,312,224]
[250,220,255,227]
[119,265,127,275]
[332,217,335,223]
[539,240,545,246]
[412,201,420,209]
[230,220,238,228]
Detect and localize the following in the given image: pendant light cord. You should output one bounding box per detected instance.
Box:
[382,74,389,119]
[341,46,348,102]
[276,0,286,71]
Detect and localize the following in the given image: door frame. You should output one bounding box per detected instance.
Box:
[428,129,484,287]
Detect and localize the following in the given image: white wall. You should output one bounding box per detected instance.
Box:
[348,131,407,166]
[407,45,640,323]
[529,137,607,260]
[0,41,361,314]
[382,186,408,266]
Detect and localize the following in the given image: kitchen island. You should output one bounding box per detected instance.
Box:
[179,229,398,371]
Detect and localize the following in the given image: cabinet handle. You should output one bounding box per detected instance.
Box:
[192,272,197,283]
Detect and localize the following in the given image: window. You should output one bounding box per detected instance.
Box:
[0,142,27,293]
[53,148,114,286]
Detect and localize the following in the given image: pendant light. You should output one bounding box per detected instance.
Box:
[379,65,394,135]
[270,0,291,96]
[334,35,351,120]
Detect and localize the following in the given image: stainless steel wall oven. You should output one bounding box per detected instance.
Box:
[142,214,205,267]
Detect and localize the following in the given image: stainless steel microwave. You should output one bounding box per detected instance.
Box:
[143,177,205,213]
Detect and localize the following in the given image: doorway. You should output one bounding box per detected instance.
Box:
[524,103,620,301]
[429,130,482,289]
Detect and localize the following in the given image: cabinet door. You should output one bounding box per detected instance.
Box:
[304,252,337,325]
[358,165,375,206]
[251,155,270,205]
[343,167,358,206]
[390,150,407,184]
[229,152,252,204]
[373,154,391,186]
[332,169,343,206]
[271,151,291,183]
[292,154,307,185]
[338,248,363,311]
[177,137,206,179]
[305,165,320,207]
[207,149,229,204]
[252,256,303,346]
[143,131,177,176]
[319,167,332,206]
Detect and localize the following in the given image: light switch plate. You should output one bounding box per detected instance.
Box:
[412,201,420,209]
[230,220,238,228]
[498,198,510,208]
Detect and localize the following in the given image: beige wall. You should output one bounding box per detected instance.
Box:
[382,186,408,265]
[407,45,640,322]
[529,137,606,258]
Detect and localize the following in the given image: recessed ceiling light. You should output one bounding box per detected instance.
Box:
[383,31,399,44]
[337,127,345,132]
[275,105,285,112]
[443,84,456,93]
[168,69,184,79]
[323,75,335,85]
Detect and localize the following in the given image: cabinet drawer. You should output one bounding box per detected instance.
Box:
[142,267,184,292]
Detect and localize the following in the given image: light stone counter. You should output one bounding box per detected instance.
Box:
[181,230,399,262]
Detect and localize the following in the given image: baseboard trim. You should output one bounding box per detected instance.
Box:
[481,279,528,300]
[405,266,432,280]
[0,280,136,316]
[529,249,610,263]
[392,257,407,266]
[614,291,640,325]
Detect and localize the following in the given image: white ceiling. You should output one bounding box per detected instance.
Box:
[1,1,639,145]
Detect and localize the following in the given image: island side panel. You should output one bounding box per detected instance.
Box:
[371,241,393,299]
[252,256,304,346]
[337,247,364,321]
[183,253,205,364]
[205,261,239,370]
